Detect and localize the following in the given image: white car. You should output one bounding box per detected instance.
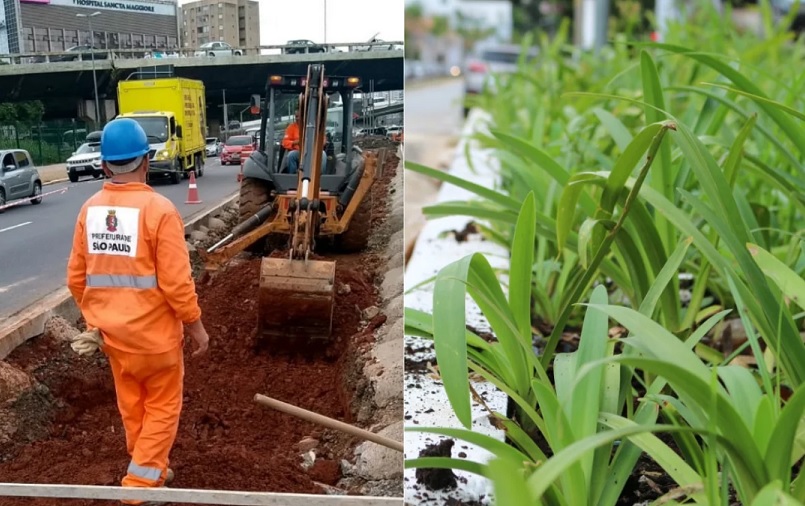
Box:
[205,137,221,156]
[66,142,104,182]
[194,41,243,57]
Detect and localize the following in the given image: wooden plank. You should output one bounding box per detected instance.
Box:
[0,483,402,505]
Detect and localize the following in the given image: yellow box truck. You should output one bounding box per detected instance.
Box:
[116,78,207,184]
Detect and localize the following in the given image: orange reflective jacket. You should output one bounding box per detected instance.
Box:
[67,182,202,354]
[281,121,327,152]
[282,122,300,150]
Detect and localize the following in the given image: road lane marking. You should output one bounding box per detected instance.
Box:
[0,221,32,234]
[0,276,37,294]
[0,186,69,211]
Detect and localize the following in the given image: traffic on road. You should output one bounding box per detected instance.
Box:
[0,156,240,322]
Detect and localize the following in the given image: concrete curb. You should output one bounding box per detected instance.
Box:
[403,108,509,505]
[43,178,69,186]
[0,192,240,361]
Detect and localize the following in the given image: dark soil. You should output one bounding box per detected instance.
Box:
[0,146,400,505]
[450,222,481,243]
[414,439,457,491]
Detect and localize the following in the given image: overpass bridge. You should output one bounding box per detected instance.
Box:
[0,43,403,121]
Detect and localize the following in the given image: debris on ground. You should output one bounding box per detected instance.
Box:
[415,439,457,490]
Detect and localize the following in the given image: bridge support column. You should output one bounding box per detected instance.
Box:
[77,99,116,128]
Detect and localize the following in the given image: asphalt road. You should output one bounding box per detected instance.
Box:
[406,77,465,140]
[0,158,241,322]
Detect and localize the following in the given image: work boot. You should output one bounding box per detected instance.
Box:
[165,468,174,484]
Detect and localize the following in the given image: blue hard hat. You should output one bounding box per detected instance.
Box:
[101,118,150,161]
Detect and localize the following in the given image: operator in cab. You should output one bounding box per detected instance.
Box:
[281,108,328,174]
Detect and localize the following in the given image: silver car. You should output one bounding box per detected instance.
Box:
[0,149,43,213]
[194,41,243,57]
[205,137,221,156]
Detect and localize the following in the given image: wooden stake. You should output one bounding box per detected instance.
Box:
[254,394,404,453]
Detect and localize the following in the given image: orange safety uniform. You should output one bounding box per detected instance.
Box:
[282,121,327,154]
[67,181,201,504]
[281,121,300,150]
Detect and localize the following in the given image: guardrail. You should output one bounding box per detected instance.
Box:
[0,41,404,65]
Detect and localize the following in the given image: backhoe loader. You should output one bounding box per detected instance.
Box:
[197,64,382,346]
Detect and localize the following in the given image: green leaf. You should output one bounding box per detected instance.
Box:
[488,457,542,506]
[405,160,521,211]
[592,107,633,152]
[509,193,537,338]
[433,255,476,428]
[747,243,805,311]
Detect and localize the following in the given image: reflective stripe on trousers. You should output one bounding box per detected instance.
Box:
[86,274,157,289]
[127,461,162,482]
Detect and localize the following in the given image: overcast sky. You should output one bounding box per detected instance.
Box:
[180,0,405,46]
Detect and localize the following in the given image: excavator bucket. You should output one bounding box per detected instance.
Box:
[257,257,336,343]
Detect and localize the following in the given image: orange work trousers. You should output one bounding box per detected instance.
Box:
[105,344,184,504]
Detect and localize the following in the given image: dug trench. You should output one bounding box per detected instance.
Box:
[0,142,402,505]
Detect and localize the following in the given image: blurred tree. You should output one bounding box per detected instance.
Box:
[455,11,497,52]
[432,15,451,36]
[0,101,45,127]
[405,1,427,59]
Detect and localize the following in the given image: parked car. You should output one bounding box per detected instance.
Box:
[463,44,539,115]
[0,149,43,213]
[356,126,388,137]
[220,135,256,165]
[194,41,243,57]
[205,137,221,156]
[385,125,402,138]
[32,45,110,63]
[388,126,403,142]
[353,37,402,51]
[66,141,104,182]
[283,39,328,54]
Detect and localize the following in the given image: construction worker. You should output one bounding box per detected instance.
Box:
[66,117,209,506]
[282,108,327,174]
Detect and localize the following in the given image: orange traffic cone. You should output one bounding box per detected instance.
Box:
[185,170,202,204]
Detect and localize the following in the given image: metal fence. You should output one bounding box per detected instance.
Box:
[0,120,95,166]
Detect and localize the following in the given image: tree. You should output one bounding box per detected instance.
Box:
[455,11,497,52]
[0,101,45,127]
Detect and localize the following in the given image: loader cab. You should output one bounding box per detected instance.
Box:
[245,72,362,193]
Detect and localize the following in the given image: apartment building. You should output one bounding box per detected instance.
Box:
[181,0,259,50]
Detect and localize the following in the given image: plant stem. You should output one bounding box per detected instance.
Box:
[540,122,676,368]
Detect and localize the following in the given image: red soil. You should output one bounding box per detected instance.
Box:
[0,147,399,506]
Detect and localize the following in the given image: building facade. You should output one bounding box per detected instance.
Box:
[1,0,23,54]
[9,0,179,54]
[180,0,259,51]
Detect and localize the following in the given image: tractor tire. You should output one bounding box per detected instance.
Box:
[239,177,273,255]
[337,192,372,253]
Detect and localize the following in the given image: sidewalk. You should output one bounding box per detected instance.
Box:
[37,164,67,184]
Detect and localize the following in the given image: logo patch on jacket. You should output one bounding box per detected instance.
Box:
[105,210,118,232]
[86,206,140,257]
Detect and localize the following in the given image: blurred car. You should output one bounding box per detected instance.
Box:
[355,126,388,137]
[66,141,104,182]
[463,44,539,115]
[354,37,402,51]
[283,39,328,54]
[386,125,402,138]
[194,41,243,57]
[205,137,221,156]
[31,45,110,63]
[0,149,42,212]
[220,135,256,165]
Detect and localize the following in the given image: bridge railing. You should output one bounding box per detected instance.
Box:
[0,41,403,65]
